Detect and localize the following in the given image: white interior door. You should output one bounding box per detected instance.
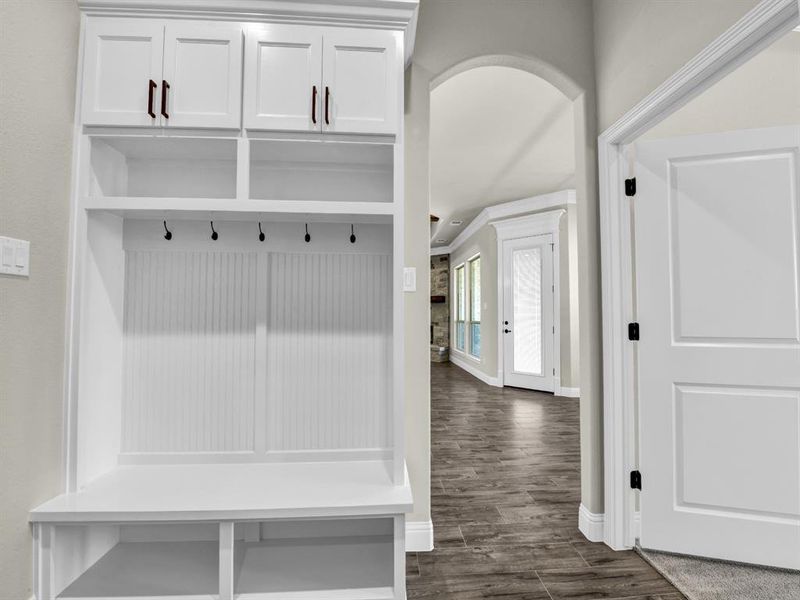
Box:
[636,126,800,570]
[502,235,555,392]
[81,19,164,127]
[243,24,322,132]
[321,29,398,135]
[162,23,243,129]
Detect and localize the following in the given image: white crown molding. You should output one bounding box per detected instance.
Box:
[578,503,604,543]
[430,189,575,256]
[598,0,799,552]
[490,208,565,240]
[78,0,420,63]
[599,0,798,146]
[405,519,433,552]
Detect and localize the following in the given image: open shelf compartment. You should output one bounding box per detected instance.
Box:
[37,517,404,600]
[89,136,238,199]
[232,518,399,599]
[50,522,220,599]
[249,139,393,203]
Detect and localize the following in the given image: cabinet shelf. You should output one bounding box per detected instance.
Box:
[249,139,394,204]
[82,196,396,222]
[56,532,396,600]
[30,461,412,523]
[58,540,219,599]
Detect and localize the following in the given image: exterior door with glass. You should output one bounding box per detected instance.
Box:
[502,235,555,391]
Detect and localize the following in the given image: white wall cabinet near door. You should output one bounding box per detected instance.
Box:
[244,25,398,135]
[322,29,398,135]
[83,19,243,128]
[82,19,165,127]
[243,25,322,132]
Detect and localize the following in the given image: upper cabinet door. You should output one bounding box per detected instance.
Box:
[243,25,322,132]
[322,29,399,135]
[162,23,244,129]
[82,19,164,127]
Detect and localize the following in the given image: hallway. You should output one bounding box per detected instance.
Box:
[407,362,683,599]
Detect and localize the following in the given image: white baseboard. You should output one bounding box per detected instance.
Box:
[405,519,433,552]
[578,503,605,542]
[555,385,580,398]
[450,355,501,387]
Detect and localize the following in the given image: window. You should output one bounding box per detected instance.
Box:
[454,265,466,352]
[468,256,481,357]
[452,255,481,358]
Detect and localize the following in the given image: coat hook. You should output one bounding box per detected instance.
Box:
[349,224,356,244]
[163,220,172,241]
[210,221,218,241]
[304,223,311,243]
[258,222,265,242]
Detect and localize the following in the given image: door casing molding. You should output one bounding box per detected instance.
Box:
[599,0,800,551]
[491,209,564,394]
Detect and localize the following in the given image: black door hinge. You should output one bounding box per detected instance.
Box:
[630,470,642,490]
[625,177,636,197]
[628,322,640,341]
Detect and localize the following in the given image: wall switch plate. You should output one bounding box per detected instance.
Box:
[403,267,416,292]
[0,237,30,277]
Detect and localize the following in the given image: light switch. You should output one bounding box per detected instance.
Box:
[2,244,12,267]
[403,267,416,292]
[15,245,27,268]
[0,236,30,277]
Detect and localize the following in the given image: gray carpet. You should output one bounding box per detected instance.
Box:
[638,547,800,600]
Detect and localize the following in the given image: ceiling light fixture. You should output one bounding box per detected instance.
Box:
[449,220,463,226]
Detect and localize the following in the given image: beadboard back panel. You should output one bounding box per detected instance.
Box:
[118,222,393,462]
[267,252,392,453]
[122,250,259,455]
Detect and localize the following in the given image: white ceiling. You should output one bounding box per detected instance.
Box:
[429,66,575,247]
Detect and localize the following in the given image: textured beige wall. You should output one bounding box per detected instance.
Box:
[0,0,79,596]
[643,31,800,139]
[593,0,761,132]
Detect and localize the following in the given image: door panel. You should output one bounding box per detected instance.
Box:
[322,29,398,135]
[82,20,164,126]
[503,236,554,391]
[243,25,321,132]
[636,126,800,570]
[162,23,243,129]
[512,247,544,375]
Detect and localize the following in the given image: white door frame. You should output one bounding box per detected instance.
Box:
[492,209,564,394]
[599,0,800,550]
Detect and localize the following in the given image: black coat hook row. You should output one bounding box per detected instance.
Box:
[350,224,356,244]
[163,220,172,241]
[305,223,311,243]
[258,222,265,242]
[210,221,218,241]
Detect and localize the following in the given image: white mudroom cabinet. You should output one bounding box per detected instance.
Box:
[30,1,418,599]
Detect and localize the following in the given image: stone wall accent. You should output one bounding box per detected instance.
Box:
[430,254,450,362]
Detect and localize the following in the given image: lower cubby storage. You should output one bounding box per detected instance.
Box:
[46,523,220,599]
[233,519,398,599]
[33,515,406,600]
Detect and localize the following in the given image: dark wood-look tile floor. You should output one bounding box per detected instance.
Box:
[406,362,684,600]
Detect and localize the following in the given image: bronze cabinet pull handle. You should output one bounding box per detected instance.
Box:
[161,80,170,119]
[147,80,157,118]
[325,86,330,125]
[312,85,317,124]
